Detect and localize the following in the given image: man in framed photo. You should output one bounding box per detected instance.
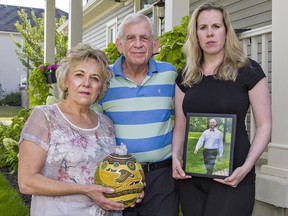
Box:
[194,118,223,175]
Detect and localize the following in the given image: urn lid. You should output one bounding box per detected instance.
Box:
[106,153,136,164]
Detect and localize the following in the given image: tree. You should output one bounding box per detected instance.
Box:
[10,9,68,107]
[11,9,68,69]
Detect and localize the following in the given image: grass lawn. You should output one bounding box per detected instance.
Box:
[0,173,29,216]
[185,131,231,175]
[0,106,23,119]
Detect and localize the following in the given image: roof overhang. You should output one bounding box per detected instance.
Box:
[57,0,130,32]
[83,0,127,28]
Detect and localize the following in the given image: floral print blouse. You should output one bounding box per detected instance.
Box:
[19,104,122,216]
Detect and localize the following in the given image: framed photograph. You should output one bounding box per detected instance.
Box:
[183,113,236,179]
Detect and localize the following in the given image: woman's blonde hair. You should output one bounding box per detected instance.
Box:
[182,2,248,87]
[56,43,113,103]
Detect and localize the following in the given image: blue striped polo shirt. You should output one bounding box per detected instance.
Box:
[95,55,177,163]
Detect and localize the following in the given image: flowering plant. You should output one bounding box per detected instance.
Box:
[39,63,58,84]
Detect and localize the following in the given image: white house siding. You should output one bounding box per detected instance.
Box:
[83,4,134,50]
[82,0,272,52]
[83,15,115,50]
[82,0,160,50]
[0,32,26,98]
[189,0,271,29]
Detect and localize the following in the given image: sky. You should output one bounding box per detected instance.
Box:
[0,0,70,12]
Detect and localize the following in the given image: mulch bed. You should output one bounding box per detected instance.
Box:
[0,167,31,208]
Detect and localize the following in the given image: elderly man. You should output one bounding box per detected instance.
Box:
[95,13,178,216]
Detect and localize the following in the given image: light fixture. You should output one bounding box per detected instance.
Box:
[154,0,165,20]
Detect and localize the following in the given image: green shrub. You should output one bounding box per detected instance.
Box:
[3,92,21,106]
[155,15,190,72]
[0,108,32,172]
[0,138,19,172]
[103,42,121,64]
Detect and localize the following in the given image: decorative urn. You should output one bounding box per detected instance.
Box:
[94,144,145,208]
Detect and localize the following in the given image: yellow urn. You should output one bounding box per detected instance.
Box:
[95,152,145,208]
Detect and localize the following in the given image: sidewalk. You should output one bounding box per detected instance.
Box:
[0,120,12,125]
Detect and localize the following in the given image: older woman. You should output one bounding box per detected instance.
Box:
[18,43,124,216]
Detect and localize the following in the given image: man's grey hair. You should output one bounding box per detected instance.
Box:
[117,13,157,40]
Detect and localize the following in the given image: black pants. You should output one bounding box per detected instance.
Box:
[178,178,255,216]
[123,165,178,216]
[203,148,218,175]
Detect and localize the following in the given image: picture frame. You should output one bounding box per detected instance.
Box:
[183,113,237,179]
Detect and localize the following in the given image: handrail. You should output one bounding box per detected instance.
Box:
[237,25,272,162]
[238,25,272,39]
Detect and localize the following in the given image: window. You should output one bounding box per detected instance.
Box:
[106,18,117,45]
[137,1,160,35]
[141,0,150,9]
[20,74,27,87]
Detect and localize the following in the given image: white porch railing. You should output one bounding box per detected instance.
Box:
[238,25,272,77]
[237,25,272,160]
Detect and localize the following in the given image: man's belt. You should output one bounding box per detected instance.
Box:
[141,158,172,173]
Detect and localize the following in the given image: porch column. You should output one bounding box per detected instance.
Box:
[68,0,83,49]
[44,0,55,64]
[164,0,189,32]
[256,0,288,209]
[44,0,57,97]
